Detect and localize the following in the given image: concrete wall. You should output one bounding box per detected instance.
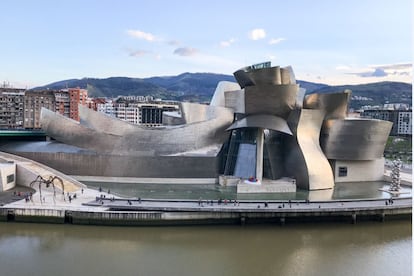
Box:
[15,163,39,187]
[332,158,385,183]
[0,163,16,191]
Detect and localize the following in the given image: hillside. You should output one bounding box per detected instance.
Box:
[34,73,412,108]
[311,81,412,109]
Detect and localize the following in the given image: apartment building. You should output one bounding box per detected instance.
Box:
[54,90,70,117]
[69,88,88,121]
[98,100,179,126]
[0,88,25,129]
[24,90,55,129]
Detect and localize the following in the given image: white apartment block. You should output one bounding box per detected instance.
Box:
[96,100,178,126]
[397,111,412,135]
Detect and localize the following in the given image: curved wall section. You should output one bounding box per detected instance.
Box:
[233,70,254,88]
[304,90,351,120]
[246,66,282,85]
[226,114,292,135]
[244,84,298,118]
[210,81,241,107]
[285,109,335,190]
[321,118,392,160]
[42,106,234,156]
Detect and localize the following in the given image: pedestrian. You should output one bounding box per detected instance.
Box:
[81,188,84,194]
[108,189,110,194]
[99,186,102,192]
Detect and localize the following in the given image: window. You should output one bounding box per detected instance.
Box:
[7,174,14,183]
[338,167,347,177]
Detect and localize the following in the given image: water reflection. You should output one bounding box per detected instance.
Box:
[0,222,411,276]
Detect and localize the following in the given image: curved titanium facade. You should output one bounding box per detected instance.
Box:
[233,65,296,88]
[285,109,335,190]
[42,105,234,156]
[304,90,351,119]
[210,81,241,107]
[226,114,292,136]
[233,69,254,88]
[244,84,298,118]
[321,118,392,160]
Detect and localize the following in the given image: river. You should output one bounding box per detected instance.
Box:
[0,221,411,276]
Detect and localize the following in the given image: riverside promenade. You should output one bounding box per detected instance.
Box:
[0,152,412,226]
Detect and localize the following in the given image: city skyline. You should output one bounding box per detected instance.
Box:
[0,0,412,88]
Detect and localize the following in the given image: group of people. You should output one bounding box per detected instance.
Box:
[385,198,394,205]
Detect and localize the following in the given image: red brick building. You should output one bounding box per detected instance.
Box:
[69,88,87,121]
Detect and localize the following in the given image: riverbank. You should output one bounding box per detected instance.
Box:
[0,151,412,226]
[1,194,411,226]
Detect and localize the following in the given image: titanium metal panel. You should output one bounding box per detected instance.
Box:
[210,81,241,107]
[244,84,298,118]
[226,114,292,135]
[1,145,220,178]
[224,89,245,113]
[285,109,335,190]
[304,90,351,119]
[233,69,254,88]
[234,65,295,88]
[42,106,233,156]
[246,66,282,85]
[321,118,392,160]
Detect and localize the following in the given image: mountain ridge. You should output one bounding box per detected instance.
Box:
[33,73,412,108]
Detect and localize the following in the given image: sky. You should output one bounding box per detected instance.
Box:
[0,0,412,88]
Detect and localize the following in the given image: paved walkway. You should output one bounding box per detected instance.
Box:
[84,196,412,213]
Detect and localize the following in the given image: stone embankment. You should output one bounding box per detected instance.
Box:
[1,196,411,226]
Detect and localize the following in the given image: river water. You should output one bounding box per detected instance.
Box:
[0,221,411,276]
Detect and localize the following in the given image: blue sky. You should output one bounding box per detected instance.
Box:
[0,0,412,88]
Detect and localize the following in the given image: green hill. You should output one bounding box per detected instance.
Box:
[34,74,412,109]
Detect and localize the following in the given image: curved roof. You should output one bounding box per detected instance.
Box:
[226,114,292,135]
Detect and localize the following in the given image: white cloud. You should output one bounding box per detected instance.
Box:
[220,38,236,47]
[173,47,199,56]
[371,63,412,71]
[346,63,412,78]
[268,38,286,45]
[126,29,156,41]
[127,49,151,57]
[248,29,266,40]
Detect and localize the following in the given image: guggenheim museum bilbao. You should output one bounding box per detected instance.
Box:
[2,63,392,191]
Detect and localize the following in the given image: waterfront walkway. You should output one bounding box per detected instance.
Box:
[85,196,412,213]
